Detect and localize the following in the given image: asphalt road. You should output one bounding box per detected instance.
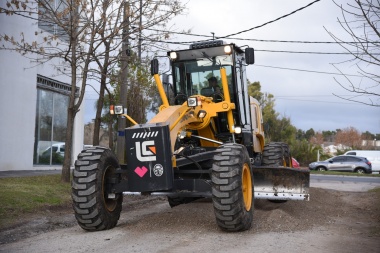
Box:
[310,174,380,192]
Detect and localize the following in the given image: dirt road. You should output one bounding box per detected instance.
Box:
[1,186,379,253]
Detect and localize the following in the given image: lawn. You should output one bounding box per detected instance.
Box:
[0,175,71,229]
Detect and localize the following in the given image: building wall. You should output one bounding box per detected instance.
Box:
[0,5,38,171]
[0,1,84,171]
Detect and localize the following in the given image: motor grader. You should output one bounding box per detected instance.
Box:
[72,40,310,232]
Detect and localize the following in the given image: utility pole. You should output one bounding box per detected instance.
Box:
[138,0,142,63]
[138,0,143,119]
[117,0,130,163]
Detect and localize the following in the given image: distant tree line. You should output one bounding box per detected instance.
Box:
[247,81,379,166]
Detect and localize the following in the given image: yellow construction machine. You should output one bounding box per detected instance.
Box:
[72,40,310,232]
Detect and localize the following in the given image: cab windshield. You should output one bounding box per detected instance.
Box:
[171,55,234,105]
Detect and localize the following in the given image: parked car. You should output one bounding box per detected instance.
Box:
[39,142,65,164]
[292,157,300,168]
[42,142,65,157]
[344,150,380,174]
[309,155,372,174]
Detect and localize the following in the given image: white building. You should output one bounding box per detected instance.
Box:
[0,2,84,171]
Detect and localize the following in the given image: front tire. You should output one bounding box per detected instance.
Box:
[72,147,123,231]
[317,167,327,171]
[211,144,253,232]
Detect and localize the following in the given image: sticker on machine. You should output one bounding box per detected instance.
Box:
[153,164,164,177]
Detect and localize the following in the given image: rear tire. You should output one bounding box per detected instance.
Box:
[211,144,253,231]
[72,147,123,231]
[262,142,291,203]
[262,142,292,167]
[355,168,365,174]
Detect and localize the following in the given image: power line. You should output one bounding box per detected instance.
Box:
[143,37,379,55]
[143,31,380,46]
[218,0,322,39]
[145,27,373,44]
[143,38,362,55]
[275,97,359,105]
[255,49,362,55]
[255,64,365,77]
[145,0,322,45]
[276,94,373,98]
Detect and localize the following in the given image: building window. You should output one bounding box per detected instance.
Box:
[38,0,69,42]
[33,75,70,165]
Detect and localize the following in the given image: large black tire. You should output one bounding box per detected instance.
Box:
[72,147,123,231]
[211,144,254,232]
[262,142,292,167]
[262,142,291,203]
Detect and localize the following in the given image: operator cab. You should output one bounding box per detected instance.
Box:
[166,40,255,138]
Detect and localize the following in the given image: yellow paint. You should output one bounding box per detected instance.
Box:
[220,68,235,133]
[154,74,169,109]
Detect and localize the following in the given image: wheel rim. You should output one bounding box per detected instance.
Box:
[242,163,252,211]
[102,165,118,212]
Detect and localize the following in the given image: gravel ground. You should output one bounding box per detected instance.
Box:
[0,187,379,252]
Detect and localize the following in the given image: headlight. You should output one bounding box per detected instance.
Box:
[197,110,207,118]
[224,45,232,54]
[169,51,178,60]
[234,126,242,134]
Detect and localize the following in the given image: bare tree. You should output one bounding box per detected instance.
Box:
[310,132,324,146]
[335,126,362,149]
[326,0,380,106]
[90,0,186,145]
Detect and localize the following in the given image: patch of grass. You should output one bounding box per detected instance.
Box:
[369,187,380,193]
[310,170,380,177]
[0,175,71,228]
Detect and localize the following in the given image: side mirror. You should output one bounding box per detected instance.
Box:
[245,48,255,65]
[150,59,159,75]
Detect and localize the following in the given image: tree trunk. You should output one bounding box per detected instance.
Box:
[93,41,110,146]
[62,15,79,183]
[93,80,105,146]
[61,106,76,182]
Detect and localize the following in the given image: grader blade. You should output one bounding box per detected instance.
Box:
[253,167,310,201]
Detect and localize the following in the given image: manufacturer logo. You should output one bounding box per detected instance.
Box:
[153,164,164,177]
[136,141,156,162]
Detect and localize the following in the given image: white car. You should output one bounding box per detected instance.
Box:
[42,142,65,157]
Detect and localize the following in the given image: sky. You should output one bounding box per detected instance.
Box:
[84,0,380,135]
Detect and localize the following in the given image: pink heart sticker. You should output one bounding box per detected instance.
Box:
[135,166,148,177]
